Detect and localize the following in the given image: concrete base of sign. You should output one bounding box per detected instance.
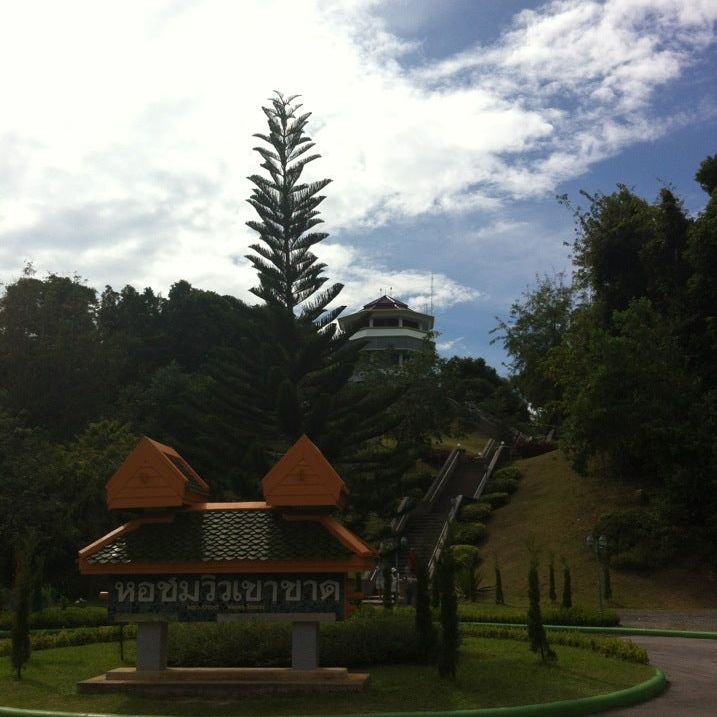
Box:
[292,621,318,669]
[77,667,369,696]
[136,622,168,672]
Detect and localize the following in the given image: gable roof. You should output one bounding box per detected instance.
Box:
[78,504,374,575]
[261,434,348,509]
[105,437,210,510]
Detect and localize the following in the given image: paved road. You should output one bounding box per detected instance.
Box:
[607,636,717,716]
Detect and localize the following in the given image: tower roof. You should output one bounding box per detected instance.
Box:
[362,295,409,310]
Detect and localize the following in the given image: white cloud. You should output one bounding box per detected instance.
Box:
[0,0,713,295]
[315,242,480,315]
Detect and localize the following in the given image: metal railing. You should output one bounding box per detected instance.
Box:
[427,494,464,578]
[473,441,506,499]
[424,447,462,505]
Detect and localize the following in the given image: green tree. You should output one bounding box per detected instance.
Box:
[527,557,555,663]
[415,558,437,661]
[491,273,575,421]
[0,272,105,440]
[548,554,557,603]
[550,298,691,478]
[437,547,459,679]
[561,564,572,609]
[10,536,35,679]
[495,562,504,605]
[206,92,407,513]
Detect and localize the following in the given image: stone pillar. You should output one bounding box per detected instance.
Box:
[136,622,168,672]
[291,621,319,670]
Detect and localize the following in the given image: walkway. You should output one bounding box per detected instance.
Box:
[608,635,717,716]
[603,611,717,715]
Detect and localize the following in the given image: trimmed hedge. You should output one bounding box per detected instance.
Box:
[458,603,620,627]
[458,502,492,523]
[0,625,133,656]
[461,623,648,663]
[168,608,423,667]
[0,606,107,631]
[453,522,488,546]
[485,477,520,494]
[492,466,523,482]
[480,491,511,508]
[514,439,557,458]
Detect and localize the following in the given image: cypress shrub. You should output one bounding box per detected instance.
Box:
[10,546,33,679]
[453,523,487,546]
[492,467,523,482]
[415,559,436,661]
[486,477,519,494]
[548,555,557,603]
[495,565,504,605]
[603,563,613,600]
[561,565,572,609]
[459,502,492,523]
[437,547,459,679]
[481,492,510,509]
[527,558,556,663]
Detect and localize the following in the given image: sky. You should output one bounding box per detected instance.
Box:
[0,0,715,372]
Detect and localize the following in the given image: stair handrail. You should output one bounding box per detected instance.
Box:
[473,441,506,499]
[391,496,412,535]
[424,447,462,506]
[427,494,464,578]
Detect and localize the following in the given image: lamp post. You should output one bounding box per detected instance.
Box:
[586,533,608,611]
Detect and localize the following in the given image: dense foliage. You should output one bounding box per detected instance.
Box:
[494,155,717,564]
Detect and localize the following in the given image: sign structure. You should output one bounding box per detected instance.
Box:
[110,573,344,622]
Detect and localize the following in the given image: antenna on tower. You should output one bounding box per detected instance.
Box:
[430,273,434,315]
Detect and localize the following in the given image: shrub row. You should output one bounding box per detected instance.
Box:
[0,624,134,657]
[480,492,510,509]
[513,439,558,458]
[457,603,620,627]
[485,477,520,494]
[168,608,423,667]
[459,501,492,523]
[453,522,488,546]
[0,606,107,631]
[461,624,648,663]
[492,466,523,482]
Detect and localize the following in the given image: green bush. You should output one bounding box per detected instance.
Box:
[458,502,492,522]
[0,606,107,631]
[460,624,648,663]
[594,510,679,570]
[453,523,488,546]
[457,603,619,627]
[451,544,481,569]
[0,625,133,656]
[485,477,520,494]
[481,492,510,509]
[492,467,523,482]
[167,609,422,668]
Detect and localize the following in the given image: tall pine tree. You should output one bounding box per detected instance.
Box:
[207,92,408,508]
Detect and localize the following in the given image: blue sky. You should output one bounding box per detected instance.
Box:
[0,0,715,372]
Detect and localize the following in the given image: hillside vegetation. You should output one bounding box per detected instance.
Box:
[480,450,717,609]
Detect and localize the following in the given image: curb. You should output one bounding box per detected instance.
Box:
[461,622,717,640]
[0,670,666,717]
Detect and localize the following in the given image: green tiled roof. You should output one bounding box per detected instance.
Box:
[87,510,352,565]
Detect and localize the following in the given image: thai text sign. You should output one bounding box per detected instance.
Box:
[108,573,344,622]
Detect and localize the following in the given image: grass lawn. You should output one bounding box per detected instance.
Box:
[480,450,717,609]
[0,639,655,716]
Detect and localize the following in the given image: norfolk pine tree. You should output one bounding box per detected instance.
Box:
[230,92,407,510]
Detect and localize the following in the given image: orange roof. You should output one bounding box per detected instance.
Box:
[105,437,209,510]
[261,435,348,509]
